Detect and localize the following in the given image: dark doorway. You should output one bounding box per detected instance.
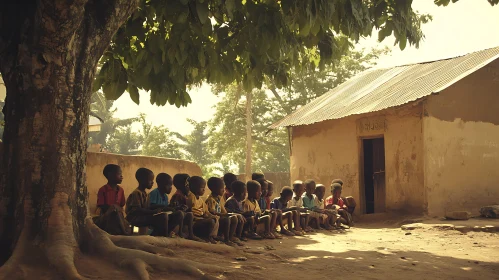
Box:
[362,138,386,214]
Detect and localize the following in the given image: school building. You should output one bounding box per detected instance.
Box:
[271,46,499,217]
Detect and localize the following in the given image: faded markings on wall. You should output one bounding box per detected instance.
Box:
[357,116,387,136]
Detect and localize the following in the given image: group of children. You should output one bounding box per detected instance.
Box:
[93,164,356,246]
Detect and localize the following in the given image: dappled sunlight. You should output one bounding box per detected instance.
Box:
[461,267,473,271]
[289,256,318,263]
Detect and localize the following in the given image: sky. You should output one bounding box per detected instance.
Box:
[112,0,499,135]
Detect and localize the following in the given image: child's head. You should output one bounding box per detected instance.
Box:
[331,183,342,197]
[267,181,274,198]
[331,178,344,186]
[315,184,326,200]
[256,178,268,198]
[156,173,173,194]
[304,179,316,195]
[207,177,224,196]
[189,176,206,197]
[231,180,247,201]
[292,180,304,197]
[135,168,154,189]
[173,173,191,195]
[223,173,238,193]
[246,180,262,200]
[103,164,123,185]
[280,186,293,203]
[252,172,265,181]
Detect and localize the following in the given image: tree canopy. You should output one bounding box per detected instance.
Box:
[94,0,430,108]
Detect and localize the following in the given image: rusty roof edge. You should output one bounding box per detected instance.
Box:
[269,95,428,132]
[268,48,499,131]
[432,52,499,94]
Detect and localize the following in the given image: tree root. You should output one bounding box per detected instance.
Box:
[86,218,233,279]
[1,210,242,280]
[0,195,85,280]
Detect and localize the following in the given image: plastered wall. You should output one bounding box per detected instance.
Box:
[290,103,425,214]
[424,61,499,216]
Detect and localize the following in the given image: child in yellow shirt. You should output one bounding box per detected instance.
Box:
[205,177,244,246]
[187,176,219,244]
[243,180,275,239]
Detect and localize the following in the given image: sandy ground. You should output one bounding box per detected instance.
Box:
[71,216,499,280]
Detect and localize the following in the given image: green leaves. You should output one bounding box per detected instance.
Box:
[435,0,498,6]
[226,0,236,18]
[99,58,128,100]
[128,85,140,105]
[196,1,209,24]
[434,0,458,6]
[98,0,429,108]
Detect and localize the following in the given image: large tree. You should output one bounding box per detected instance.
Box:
[0,0,452,279]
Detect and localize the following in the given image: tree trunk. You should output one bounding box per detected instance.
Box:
[245,88,252,182]
[0,0,138,273]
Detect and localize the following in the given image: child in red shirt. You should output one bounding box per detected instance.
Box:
[94,164,130,235]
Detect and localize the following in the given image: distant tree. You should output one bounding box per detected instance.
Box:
[209,47,389,173]
[173,119,213,175]
[88,91,138,147]
[105,125,142,155]
[139,114,183,159]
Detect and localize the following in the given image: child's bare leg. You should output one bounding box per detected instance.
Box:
[228,215,238,240]
[338,209,351,226]
[168,211,184,237]
[260,215,271,233]
[235,216,244,238]
[301,213,311,232]
[328,214,336,228]
[259,215,274,239]
[219,216,230,242]
[245,216,255,233]
[149,213,169,236]
[280,211,294,235]
[184,212,202,241]
[282,211,293,230]
[206,218,217,243]
[245,216,262,239]
[270,211,278,231]
[292,210,302,231]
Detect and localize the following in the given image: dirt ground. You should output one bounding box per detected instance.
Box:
[71,216,499,280]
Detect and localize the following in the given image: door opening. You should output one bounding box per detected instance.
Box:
[362,138,386,214]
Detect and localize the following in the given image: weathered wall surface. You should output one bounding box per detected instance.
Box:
[87,152,202,213]
[424,61,499,216]
[290,103,425,214]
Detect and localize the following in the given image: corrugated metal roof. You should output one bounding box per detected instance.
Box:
[270,46,499,129]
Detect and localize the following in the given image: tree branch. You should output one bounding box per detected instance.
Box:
[252,136,285,148]
[268,83,292,115]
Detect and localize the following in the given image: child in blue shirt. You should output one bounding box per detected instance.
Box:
[271,186,303,236]
[148,173,201,241]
